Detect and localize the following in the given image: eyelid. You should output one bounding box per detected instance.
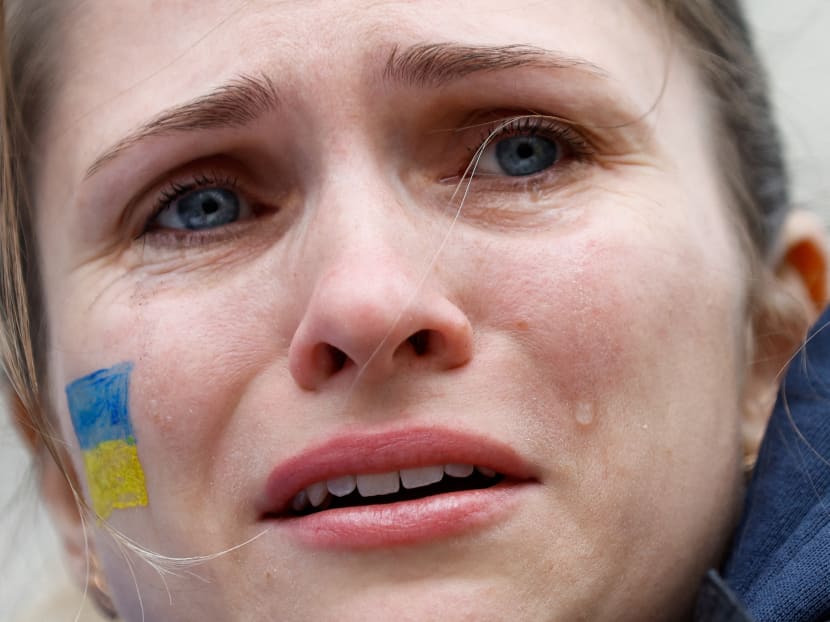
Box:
[477,114,591,158]
[140,172,251,238]
[453,113,594,184]
[154,173,241,218]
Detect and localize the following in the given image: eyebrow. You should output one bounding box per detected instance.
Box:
[86,44,605,179]
[85,74,279,177]
[382,42,607,88]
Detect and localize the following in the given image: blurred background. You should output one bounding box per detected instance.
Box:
[2,1,830,619]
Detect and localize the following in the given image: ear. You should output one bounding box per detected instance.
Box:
[742,209,829,464]
[776,209,829,310]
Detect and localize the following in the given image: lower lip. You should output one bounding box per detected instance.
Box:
[268,481,532,549]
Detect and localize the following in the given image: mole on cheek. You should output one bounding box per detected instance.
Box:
[65,361,148,519]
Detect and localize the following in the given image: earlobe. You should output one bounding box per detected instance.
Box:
[741,209,830,466]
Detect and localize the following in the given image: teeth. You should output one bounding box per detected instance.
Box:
[291,464,500,512]
[476,466,497,478]
[444,463,474,478]
[356,471,400,497]
[327,474,357,497]
[306,481,330,507]
[291,489,309,512]
[400,465,445,489]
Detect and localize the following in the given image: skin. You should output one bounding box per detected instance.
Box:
[31,1,802,620]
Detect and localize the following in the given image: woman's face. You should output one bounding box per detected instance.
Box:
[36,1,752,620]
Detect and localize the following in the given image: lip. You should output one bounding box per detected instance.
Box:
[258,426,538,549]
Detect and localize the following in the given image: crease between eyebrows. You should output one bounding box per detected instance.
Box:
[84,42,608,180]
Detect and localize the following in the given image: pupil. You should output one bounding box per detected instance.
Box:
[203,199,219,215]
[516,142,534,159]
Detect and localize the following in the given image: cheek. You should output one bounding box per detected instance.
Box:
[131,281,297,490]
[470,231,740,404]
[461,220,747,592]
[48,266,302,537]
[464,216,746,489]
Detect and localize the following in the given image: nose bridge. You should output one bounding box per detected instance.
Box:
[300,162,426,305]
[298,128,413,260]
[300,142,435,324]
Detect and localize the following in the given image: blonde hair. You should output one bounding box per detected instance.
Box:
[1,0,55,451]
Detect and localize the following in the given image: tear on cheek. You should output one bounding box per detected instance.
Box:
[542,282,633,397]
[517,241,669,406]
[65,361,149,519]
[542,239,723,408]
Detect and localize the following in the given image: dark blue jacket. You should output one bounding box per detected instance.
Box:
[695,308,830,622]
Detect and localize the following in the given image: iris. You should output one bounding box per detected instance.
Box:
[177,188,240,230]
[494,136,559,176]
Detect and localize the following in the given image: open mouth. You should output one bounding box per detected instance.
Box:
[257,427,538,549]
[267,464,504,518]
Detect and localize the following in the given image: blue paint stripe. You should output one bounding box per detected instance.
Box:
[66,362,135,450]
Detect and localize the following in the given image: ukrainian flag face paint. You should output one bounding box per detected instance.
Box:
[66,362,148,518]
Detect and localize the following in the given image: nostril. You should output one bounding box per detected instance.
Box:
[408,330,432,356]
[327,345,349,373]
[312,343,350,377]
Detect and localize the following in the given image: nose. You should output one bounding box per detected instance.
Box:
[288,258,473,390]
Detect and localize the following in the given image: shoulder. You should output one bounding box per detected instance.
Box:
[722,306,830,622]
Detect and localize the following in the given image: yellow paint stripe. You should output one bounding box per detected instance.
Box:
[83,439,148,519]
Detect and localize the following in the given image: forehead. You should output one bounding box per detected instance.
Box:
[42,0,670,178]
[63,0,657,75]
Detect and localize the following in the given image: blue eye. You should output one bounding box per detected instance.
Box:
[493,136,559,177]
[470,117,577,179]
[176,188,239,230]
[152,185,253,231]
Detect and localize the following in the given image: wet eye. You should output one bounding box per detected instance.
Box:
[477,135,560,177]
[152,186,252,231]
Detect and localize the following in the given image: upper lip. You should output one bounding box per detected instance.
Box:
[258,426,537,516]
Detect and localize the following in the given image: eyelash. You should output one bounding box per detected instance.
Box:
[465,115,592,177]
[138,173,244,238]
[154,173,239,216]
[137,115,590,243]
